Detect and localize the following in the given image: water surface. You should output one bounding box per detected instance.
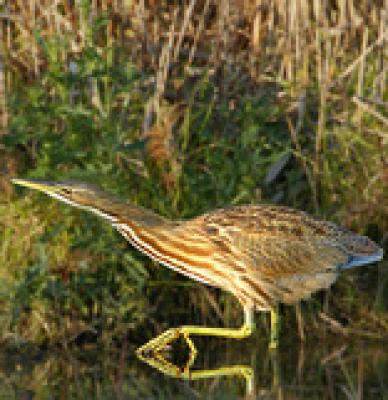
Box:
[0,336,387,399]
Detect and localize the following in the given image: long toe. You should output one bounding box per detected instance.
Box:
[137,327,181,356]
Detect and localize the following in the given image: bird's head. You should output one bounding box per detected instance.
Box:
[12,178,120,222]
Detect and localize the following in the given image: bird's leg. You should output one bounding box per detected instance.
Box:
[269,305,281,349]
[137,351,254,396]
[136,306,255,396]
[136,306,255,358]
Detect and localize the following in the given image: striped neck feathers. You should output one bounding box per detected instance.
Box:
[44,184,168,227]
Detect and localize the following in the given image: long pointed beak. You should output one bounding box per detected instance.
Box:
[12,178,59,194]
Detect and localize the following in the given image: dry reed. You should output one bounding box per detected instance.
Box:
[0,1,385,219]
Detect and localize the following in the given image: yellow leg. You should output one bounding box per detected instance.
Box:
[189,365,254,395]
[137,350,254,395]
[136,306,255,396]
[269,306,281,349]
[136,306,254,357]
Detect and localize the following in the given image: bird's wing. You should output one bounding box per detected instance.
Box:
[197,205,351,277]
[223,230,348,277]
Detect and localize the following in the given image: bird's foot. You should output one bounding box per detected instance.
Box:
[269,337,279,350]
[136,348,196,379]
[136,327,198,360]
[136,327,197,378]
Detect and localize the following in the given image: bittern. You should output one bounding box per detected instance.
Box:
[12,179,383,355]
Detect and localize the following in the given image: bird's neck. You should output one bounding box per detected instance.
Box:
[83,196,171,229]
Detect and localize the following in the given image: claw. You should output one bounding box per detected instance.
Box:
[136,327,199,379]
[136,327,197,358]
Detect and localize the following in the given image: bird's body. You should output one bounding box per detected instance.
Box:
[12,179,383,354]
[114,203,381,312]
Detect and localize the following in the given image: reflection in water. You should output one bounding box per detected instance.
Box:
[138,347,255,396]
[0,338,387,399]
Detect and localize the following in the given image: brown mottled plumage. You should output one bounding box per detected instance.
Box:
[195,205,380,308]
[12,180,383,311]
[12,179,383,352]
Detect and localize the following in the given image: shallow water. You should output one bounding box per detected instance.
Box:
[0,336,387,399]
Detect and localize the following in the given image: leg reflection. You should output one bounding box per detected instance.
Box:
[137,344,255,396]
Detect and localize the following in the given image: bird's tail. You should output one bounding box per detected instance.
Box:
[337,232,383,270]
[340,248,383,270]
